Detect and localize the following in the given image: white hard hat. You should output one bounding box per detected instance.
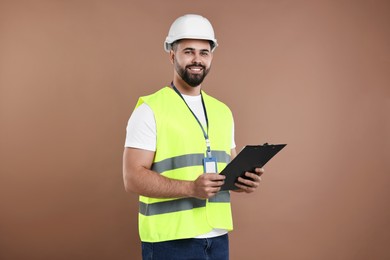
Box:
[164,14,218,52]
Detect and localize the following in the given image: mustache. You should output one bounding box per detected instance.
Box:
[186,63,205,69]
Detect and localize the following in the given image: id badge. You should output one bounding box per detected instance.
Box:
[203,157,218,173]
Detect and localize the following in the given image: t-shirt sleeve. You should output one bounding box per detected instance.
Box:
[124,103,156,151]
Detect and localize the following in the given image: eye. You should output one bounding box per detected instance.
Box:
[201,51,210,56]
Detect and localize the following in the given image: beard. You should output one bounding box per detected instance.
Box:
[174,59,211,87]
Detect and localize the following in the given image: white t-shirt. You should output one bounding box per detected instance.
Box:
[125,94,235,150]
[124,94,235,239]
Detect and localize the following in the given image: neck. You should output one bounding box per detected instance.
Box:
[172,78,201,96]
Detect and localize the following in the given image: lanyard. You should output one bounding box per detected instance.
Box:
[171,82,212,158]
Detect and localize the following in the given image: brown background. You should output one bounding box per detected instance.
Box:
[1,1,389,259]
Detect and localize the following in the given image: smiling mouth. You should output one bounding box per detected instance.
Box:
[187,66,204,73]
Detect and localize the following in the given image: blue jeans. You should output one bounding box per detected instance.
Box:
[142,234,229,260]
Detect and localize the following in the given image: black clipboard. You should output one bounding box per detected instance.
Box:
[220,143,286,190]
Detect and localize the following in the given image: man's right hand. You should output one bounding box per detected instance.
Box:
[191,173,226,199]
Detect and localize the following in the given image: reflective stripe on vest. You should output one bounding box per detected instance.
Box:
[140,191,230,216]
[151,151,230,173]
[142,150,231,216]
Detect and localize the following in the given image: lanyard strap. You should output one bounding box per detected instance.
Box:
[171,82,212,158]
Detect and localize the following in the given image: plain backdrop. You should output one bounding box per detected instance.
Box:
[1,1,389,259]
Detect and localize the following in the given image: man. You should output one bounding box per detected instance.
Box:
[123,14,263,260]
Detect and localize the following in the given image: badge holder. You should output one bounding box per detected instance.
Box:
[203,142,217,173]
[203,157,218,173]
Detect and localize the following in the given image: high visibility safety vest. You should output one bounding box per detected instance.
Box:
[135,86,234,242]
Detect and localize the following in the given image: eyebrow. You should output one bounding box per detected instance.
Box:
[182,47,210,53]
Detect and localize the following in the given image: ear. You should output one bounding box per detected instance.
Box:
[169,50,175,64]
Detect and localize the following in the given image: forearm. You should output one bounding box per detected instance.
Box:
[124,165,194,198]
[123,148,225,199]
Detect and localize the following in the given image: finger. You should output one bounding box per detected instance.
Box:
[245,172,260,182]
[205,173,225,180]
[237,177,259,188]
[210,180,225,187]
[252,174,262,183]
[234,182,255,193]
[254,167,265,176]
[207,187,222,197]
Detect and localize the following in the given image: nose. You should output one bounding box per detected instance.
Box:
[192,52,202,64]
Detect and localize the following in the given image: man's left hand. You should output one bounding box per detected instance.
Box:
[234,168,264,193]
